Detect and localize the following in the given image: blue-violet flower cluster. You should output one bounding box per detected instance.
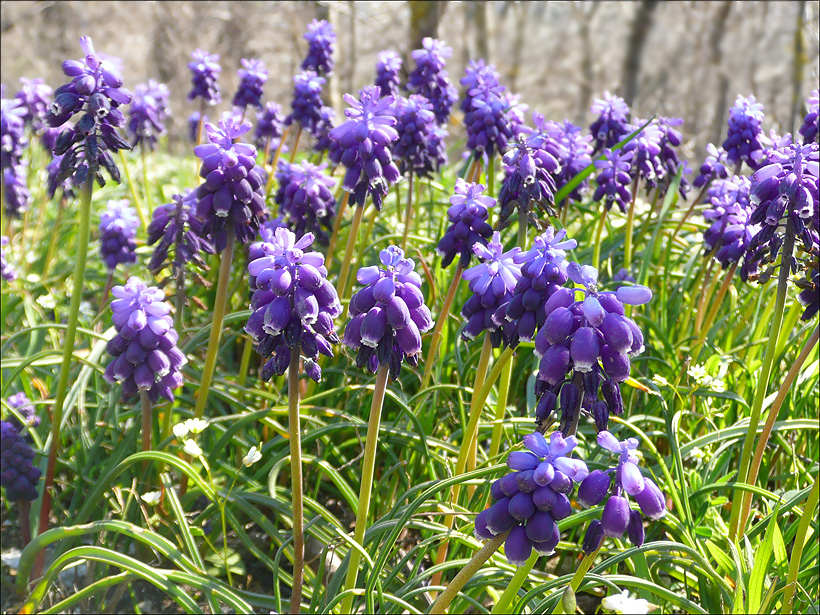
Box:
[1,421,41,502]
[274,160,337,245]
[232,59,268,110]
[436,178,494,268]
[99,198,139,271]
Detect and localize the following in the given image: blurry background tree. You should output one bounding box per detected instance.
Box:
[2,0,817,156]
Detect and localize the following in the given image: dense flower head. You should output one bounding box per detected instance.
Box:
[14,77,53,132]
[532,264,650,432]
[493,228,576,348]
[702,175,758,268]
[0,421,41,502]
[392,94,444,179]
[407,37,458,125]
[147,189,214,275]
[255,102,285,149]
[188,111,206,143]
[193,116,267,251]
[623,120,665,188]
[655,116,690,195]
[694,143,730,189]
[127,79,170,150]
[286,70,326,135]
[723,94,765,168]
[302,19,335,76]
[461,231,522,346]
[5,392,39,430]
[1,236,16,282]
[274,160,337,245]
[245,228,341,382]
[46,36,132,186]
[232,58,268,110]
[3,163,31,218]
[374,50,402,98]
[2,87,29,170]
[437,178,494,268]
[344,246,434,380]
[497,135,561,231]
[475,431,588,565]
[799,89,819,145]
[99,198,139,270]
[328,86,400,210]
[578,431,666,552]
[593,148,634,213]
[589,92,630,154]
[460,59,503,114]
[535,117,594,204]
[742,142,820,283]
[104,277,186,402]
[311,105,336,154]
[464,88,516,158]
[46,152,76,201]
[187,49,221,105]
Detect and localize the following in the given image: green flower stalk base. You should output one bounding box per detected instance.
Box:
[421,264,465,390]
[336,203,367,319]
[339,365,390,614]
[551,548,601,614]
[401,171,414,249]
[288,347,305,615]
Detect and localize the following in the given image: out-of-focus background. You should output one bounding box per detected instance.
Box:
[2,0,818,156]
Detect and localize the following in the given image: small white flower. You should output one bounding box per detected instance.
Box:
[243,444,263,467]
[79,301,94,317]
[141,491,162,506]
[601,590,650,614]
[25,272,40,281]
[36,293,57,310]
[183,439,203,458]
[651,374,669,387]
[186,418,209,434]
[172,422,189,439]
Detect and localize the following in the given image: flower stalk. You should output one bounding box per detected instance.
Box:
[288,347,305,614]
[336,203,366,314]
[421,264,465,389]
[401,170,414,249]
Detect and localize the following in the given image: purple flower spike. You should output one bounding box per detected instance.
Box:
[694,143,730,189]
[460,60,503,114]
[147,189,214,275]
[255,102,285,151]
[233,58,268,110]
[799,90,819,145]
[105,277,186,403]
[246,228,340,383]
[437,179,494,268]
[623,120,665,188]
[344,245,432,380]
[1,421,41,501]
[274,160,337,245]
[3,163,31,219]
[1,89,28,170]
[532,115,594,205]
[408,37,458,125]
[476,430,587,566]
[392,94,446,179]
[593,148,634,213]
[193,116,268,251]
[99,198,139,271]
[328,86,400,211]
[701,175,758,269]
[5,392,39,430]
[14,77,53,133]
[286,70,326,135]
[375,51,402,98]
[589,92,630,154]
[723,95,766,169]
[302,19,336,76]
[188,49,221,106]
[1,236,17,282]
[127,80,170,151]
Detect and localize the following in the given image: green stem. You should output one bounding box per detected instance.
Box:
[288,347,305,615]
[592,203,608,271]
[289,126,303,164]
[729,219,795,539]
[781,476,819,614]
[487,155,495,196]
[41,197,66,279]
[140,141,151,216]
[429,531,508,614]
[336,203,366,321]
[325,191,349,270]
[551,548,600,614]
[690,261,738,364]
[339,365,390,615]
[421,265,465,390]
[35,177,94,579]
[741,325,819,532]
[401,170,413,249]
[624,177,640,270]
[140,391,152,478]
[467,336,495,478]
[517,204,528,250]
[356,206,378,267]
[118,150,147,230]
[694,259,721,334]
[491,550,538,614]
[488,356,513,463]
[238,337,254,390]
[264,125,289,203]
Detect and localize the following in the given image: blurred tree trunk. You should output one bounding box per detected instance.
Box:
[474,1,489,62]
[315,1,340,115]
[790,0,807,133]
[619,0,660,108]
[508,1,528,92]
[709,1,732,146]
[573,2,600,125]
[409,1,443,51]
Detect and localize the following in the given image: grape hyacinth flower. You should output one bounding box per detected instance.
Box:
[461,231,522,347]
[311,105,336,154]
[328,86,400,210]
[3,163,31,218]
[1,88,28,169]
[656,116,690,195]
[343,246,434,380]
[255,102,285,151]
[407,37,458,125]
[274,160,337,244]
[437,178,494,268]
[301,19,335,76]
[126,79,170,150]
[15,77,53,133]
[474,431,589,565]
[5,392,40,430]
[187,49,221,106]
[45,36,132,186]
[742,142,819,283]
[593,149,635,214]
[147,189,214,275]
[623,120,665,189]
[533,263,650,431]
[46,153,76,201]
[232,58,268,111]
[723,95,765,169]
[702,176,758,268]
[578,431,666,552]
[245,228,341,381]
[0,421,41,502]
[193,116,267,251]
[103,277,186,402]
[494,228,577,348]
[286,70,327,136]
[392,94,444,179]
[464,85,516,159]
[460,60,503,114]
[537,117,594,204]
[374,50,402,98]
[99,198,139,271]
[693,143,730,189]
[799,89,819,145]
[1,237,16,282]
[188,112,207,143]
[589,92,630,154]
